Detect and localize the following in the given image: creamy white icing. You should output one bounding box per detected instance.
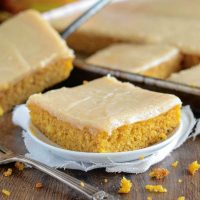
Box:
[27,76,181,135]
[86,44,179,73]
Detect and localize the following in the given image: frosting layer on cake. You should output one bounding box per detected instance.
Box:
[27,76,181,134]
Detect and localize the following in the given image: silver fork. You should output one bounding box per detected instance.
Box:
[0,144,116,200]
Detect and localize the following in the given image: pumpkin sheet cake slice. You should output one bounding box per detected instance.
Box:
[27,76,181,153]
[0,9,74,115]
[60,1,200,67]
[86,43,181,79]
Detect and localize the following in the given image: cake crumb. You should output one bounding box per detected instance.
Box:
[139,155,145,160]
[104,178,108,183]
[80,181,85,187]
[171,161,179,168]
[160,133,167,140]
[177,196,185,200]
[2,189,10,196]
[188,161,200,175]
[118,177,132,194]
[3,168,12,177]
[145,185,167,193]
[15,162,25,171]
[149,168,169,179]
[83,80,88,84]
[0,106,4,116]
[147,197,152,200]
[35,182,43,189]
[178,179,182,183]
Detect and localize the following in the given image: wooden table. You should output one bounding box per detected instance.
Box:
[0,74,200,200]
[1,109,200,200]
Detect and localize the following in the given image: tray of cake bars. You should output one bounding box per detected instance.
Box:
[43,0,200,111]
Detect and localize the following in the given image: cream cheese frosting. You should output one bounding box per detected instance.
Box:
[168,64,200,87]
[86,44,179,73]
[0,9,74,89]
[27,76,181,135]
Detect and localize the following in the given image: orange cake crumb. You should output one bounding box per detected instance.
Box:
[80,181,85,187]
[35,182,43,189]
[0,106,3,117]
[188,161,200,175]
[15,162,25,171]
[83,80,89,84]
[3,168,12,177]
[139,155,145,160]
[147,197,152,200]
[145,185,167,193]
[149,168,169,179]
[177,196,185,200]
[2,189,10,196]
[171,161,179,168]
[118,177,132,194]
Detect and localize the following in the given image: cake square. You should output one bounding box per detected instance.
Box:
[86,44,181,79]
[52,0,200,67]
[168,64,200,87]
[27,76,181,153]
[0,10,74,115]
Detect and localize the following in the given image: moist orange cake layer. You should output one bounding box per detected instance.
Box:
[0,58,72,114]
[27,77,181,153]
[140,56,181,79]
[28,103,180,153]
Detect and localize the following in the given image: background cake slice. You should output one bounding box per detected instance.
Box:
[0,9,74,115]
[48,0,200,67]
[86,44,181,79]
[168,64,200,87]
[27,76,181,153]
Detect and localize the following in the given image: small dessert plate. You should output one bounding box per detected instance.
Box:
[14,105,193,164]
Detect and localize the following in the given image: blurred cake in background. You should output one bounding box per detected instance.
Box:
[86,43,182,79]
[168,64,200,88]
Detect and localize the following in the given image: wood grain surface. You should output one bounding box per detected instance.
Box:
[0,72,200,200]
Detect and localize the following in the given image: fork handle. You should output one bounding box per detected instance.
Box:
[1,155,114,200]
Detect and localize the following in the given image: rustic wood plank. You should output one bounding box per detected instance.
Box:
[0,111,200,200]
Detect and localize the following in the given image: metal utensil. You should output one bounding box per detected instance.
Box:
[61,0,111,39]
[0,144,116,200]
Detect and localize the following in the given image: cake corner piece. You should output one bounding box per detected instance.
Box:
[0,9,74,114]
